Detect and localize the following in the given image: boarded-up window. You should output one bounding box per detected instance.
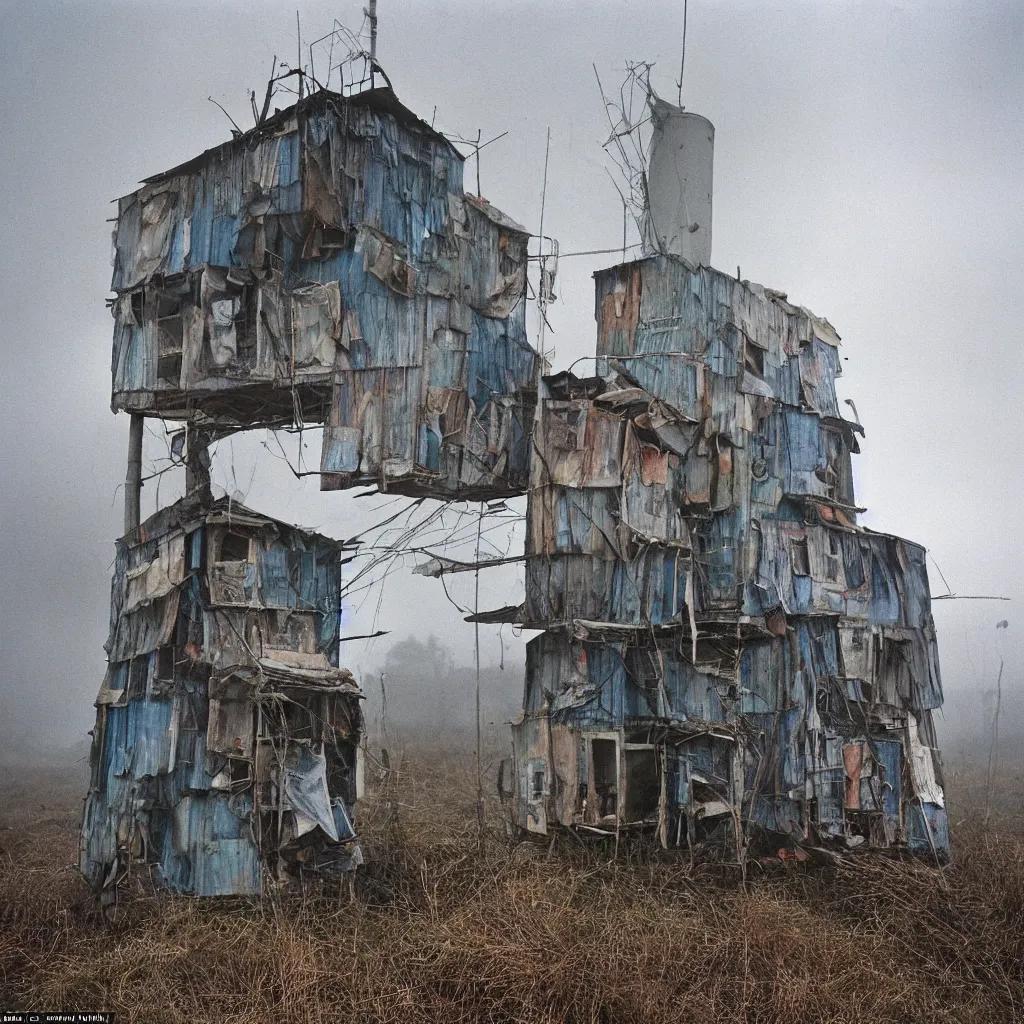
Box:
[550,406,585,450]
[825,532,841,582]
[202,269,255,373]
[823,428,854,504]
[208,698,255,758]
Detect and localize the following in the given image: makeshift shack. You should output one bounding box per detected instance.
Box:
[108,86,536,499]
[500,257,948,859]
[80,495,363,896]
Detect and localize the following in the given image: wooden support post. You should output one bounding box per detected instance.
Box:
[185,426,213,502]
[124,414,143,535]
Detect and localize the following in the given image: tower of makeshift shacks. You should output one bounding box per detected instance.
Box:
[82,61,950,897]
[503,98,949,859]
[81,81,537,896]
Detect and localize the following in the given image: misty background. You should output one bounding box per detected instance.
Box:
[0,1,1020,769]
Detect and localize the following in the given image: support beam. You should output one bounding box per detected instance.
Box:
[185,426,214,502]
[124,414,143,535]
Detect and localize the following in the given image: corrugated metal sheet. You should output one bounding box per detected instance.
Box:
[81,495,364,896]
[517,254,948,860]
[108,87,535,501]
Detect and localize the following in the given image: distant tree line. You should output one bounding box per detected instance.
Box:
[361,634,523,747]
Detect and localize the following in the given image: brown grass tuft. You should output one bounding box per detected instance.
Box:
[2,748,1023,1022]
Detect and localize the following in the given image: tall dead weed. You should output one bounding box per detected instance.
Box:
[1,750,1021,1023]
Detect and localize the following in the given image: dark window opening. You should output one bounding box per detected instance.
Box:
[219,532,250,562]
[283,700,317,741]
[319,225,350,250]
[591,738,618,818]
[128,655,149,698]
[327,749,354,802]
[531,769,545,801]
[235,288,258,367]
[791,537,811,576]
[156,292,183,385]
[155,646,175,680]
[847,679,873,703]
[825,532,841,582]
[744,341,765,378]
[624,748,660,822]
[157,353,181,385]
[130,290,145,326]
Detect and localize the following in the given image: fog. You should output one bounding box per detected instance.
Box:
[0,1,1020,762]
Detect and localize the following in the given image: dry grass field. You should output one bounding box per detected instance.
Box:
[3,742,1024,1023]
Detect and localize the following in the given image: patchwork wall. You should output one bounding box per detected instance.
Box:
[80,495,362,896]
[508,256,948,859]
[109,87,536,499]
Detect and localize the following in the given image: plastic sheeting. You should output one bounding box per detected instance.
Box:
[284,745,339,841]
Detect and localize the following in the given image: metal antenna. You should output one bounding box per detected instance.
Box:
[368,0,378,89]
[474,129,482,196]
[537,127,551,369]
[677,0,688,106]
[296,11,304,100]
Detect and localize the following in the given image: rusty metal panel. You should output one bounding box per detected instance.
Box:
[109,88,535,502]
[82,495,364,897]
[524,255,947,859]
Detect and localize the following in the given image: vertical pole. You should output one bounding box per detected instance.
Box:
[185,427,213,502]
[536,127,551,372]
[475,129,482,197]
[368,0,378,89]
[475,500,485,840]
[677,0,688,107]
[296,11,304,101]
[984,655,1005,828]
[124,414,143,535]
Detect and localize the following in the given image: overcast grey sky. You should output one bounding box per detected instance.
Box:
[0,0,1020,751]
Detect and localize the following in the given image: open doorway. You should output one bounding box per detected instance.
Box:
[590,738,618,819]
[624,746,660,822]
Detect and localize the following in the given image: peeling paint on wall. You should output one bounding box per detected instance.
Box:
[500,256,948,861]
[81,495,363,896]
[108,87,536,500]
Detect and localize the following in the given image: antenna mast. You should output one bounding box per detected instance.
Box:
[368,0,378,90]
[296,11,304,100]
[536,127,551,371]
[677,0,688,106]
